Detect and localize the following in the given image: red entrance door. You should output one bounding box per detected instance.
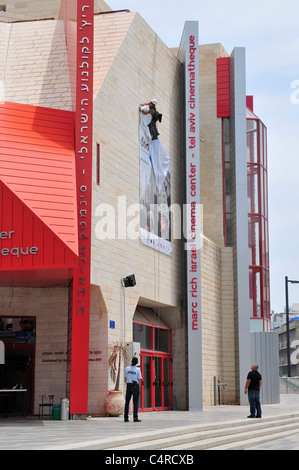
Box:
[140,353,172,411]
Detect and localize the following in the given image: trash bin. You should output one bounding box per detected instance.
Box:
[60,398,70,421]
[52,404,61,420]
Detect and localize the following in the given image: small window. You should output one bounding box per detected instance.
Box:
[154,328,171,353]
[133,323,152,350]
[0,5,6,12]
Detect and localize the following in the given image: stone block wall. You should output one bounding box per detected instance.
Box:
[201,239,236,406]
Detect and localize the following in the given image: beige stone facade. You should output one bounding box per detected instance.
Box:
[2,0,111,18]
[0,1,239,415]
[91,11,186,413]
[2,0,62,18]
[198,43,236,405]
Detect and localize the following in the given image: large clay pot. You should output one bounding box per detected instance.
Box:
[104,390,125,417]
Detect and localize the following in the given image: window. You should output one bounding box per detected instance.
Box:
[222,118,232,246]
[0,317,36,344]
[133,323,151,350]
[154,328,170,353]
[133,306,172,354]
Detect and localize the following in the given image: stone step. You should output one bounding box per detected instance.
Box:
[208,428,299,450]
[105,414,299,451]
[163,418,299,450]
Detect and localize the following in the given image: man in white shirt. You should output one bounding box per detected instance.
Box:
[124,356,142,422]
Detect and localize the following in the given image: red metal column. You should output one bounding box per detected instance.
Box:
[69,0,94,416]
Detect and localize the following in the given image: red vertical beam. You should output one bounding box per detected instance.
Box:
[246,95,254,112]
[69,0,94,416]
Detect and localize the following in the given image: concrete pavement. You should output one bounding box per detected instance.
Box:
[0,394,299,450]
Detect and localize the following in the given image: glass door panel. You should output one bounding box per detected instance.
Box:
[163,358,170,408]
[142,354,153,410]
[154,357,162,409]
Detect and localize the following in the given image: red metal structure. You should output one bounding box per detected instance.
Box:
[217,59,270,332]
[247,106,270,332]
[0,0,94,417]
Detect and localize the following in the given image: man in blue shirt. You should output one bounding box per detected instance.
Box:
[124,357,142,422]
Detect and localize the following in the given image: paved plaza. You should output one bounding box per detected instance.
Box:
[0,394,299,450]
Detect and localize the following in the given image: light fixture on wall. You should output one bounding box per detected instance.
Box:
[121,274,136,288]
[0,340,5,365]
[285,276,299,377]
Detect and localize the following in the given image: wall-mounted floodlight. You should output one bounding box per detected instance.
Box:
[0,340,5,365]
[121,274,136,288]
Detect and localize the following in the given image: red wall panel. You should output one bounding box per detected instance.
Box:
[0,181,77,285]
[217,57,230,118]
[246,95,254,112]
[0,101,79,286]
[0,102,78,255]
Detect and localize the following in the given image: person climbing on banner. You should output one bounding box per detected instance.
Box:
[140,99,162,140]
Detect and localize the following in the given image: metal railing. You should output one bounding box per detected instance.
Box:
[280,377,299,394]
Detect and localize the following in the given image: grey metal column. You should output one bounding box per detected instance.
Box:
[178,21,202,411]
[229,48,251,406]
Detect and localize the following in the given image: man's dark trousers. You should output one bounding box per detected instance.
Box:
[124,383,140,420]
[248,390,262,417]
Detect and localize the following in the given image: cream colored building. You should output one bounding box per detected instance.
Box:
[0,0,277,418]
[1,0,111,17]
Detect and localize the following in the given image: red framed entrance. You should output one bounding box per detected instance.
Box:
[140,353,172,412]
[133,306,173,412]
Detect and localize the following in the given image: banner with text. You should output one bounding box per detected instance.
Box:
[178,21,202,411]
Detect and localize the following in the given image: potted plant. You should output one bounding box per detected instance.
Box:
[104,341,127,417]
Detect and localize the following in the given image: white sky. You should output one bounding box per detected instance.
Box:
[108,0,299,313]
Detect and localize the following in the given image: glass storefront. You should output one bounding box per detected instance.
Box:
[0,317,35,416]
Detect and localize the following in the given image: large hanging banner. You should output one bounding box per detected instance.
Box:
[139,111,172,255]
